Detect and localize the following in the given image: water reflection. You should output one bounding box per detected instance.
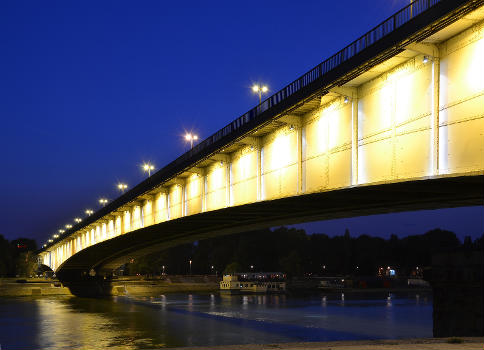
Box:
[0,292,432,350]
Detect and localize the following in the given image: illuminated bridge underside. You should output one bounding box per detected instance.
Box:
[40,0,484,277]
[60,175,483,276]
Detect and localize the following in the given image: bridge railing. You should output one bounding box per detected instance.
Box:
[172,0,441,167]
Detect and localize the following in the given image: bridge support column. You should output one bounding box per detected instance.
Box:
[430,250,483,337]
[57,269,115,297]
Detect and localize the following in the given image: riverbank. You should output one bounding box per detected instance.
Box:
[0,276,220,297]
[112,275,220,295]
[0,278,71,296]
[0,276,429,297]
[165,338,484,350]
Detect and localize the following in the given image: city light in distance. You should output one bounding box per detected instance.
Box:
[85,209,94,215]
[65,224,72,229]
[74,218,82,223]
[117,183,128,192]
[99,198,108,206]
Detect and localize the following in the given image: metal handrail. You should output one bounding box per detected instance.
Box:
[171,0,440,168]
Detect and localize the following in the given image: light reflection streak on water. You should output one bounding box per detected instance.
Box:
[0,292,432,349]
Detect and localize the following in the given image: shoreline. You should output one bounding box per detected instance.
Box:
[163,338,484,350]
[0,277,431,297]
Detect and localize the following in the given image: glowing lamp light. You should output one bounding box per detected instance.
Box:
[74,218,82,223]
[142,163,155,177]
[58,229,65,233]
[65,224,72,229]
[117,183,128,192]
[99,198,108,206]
[53,234,59,238]
[48,239,53,243]
[85,209,94,215]
[252,84,269,104]
[185,133,199,149]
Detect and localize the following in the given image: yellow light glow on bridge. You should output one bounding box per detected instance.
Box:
[466,36,484,92]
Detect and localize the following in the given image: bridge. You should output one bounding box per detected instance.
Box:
[39,0,484,295]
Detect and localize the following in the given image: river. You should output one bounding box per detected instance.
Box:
[0,291,432,349]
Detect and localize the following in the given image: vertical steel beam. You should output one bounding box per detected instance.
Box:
[297,125,303,194]
[433,58,440,175]
[352,97,359,185]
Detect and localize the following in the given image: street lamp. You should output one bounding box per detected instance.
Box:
[162,265,165,275]
[189,260,192,275]
[99,198,108,206]
[185,133,198,149]
[252,84,269,104]
[117,183,128,193]
[85,209,94,216]
[58,229,65,234]
[74,218,82,223]
[142,163,155,177]
[65,224,72,229]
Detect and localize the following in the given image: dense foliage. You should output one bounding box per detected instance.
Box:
[124,227,483,277]
[0,235,37,277]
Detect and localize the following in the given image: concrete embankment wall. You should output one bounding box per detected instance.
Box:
[112,275,220,296]
[0,278,72,297]
[0,276,220,297]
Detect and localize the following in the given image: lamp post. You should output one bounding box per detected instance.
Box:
[99,198,108,207]
[143,163,155,177]
[85,209,94,216]
[74,218,82,223]
[185,133,198,149]
[252,84,268,105]
[117,183,128,193]
[189,260,192,275]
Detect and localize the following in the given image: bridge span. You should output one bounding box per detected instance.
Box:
[39,0,484,293]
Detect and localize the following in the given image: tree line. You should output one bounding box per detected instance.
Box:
[0,235,37,277]
[124,227,483,277]
[1,228,482,278]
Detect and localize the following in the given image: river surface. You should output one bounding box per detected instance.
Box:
[0,291,432,349]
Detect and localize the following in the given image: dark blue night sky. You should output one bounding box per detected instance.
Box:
[0,0,482,244]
